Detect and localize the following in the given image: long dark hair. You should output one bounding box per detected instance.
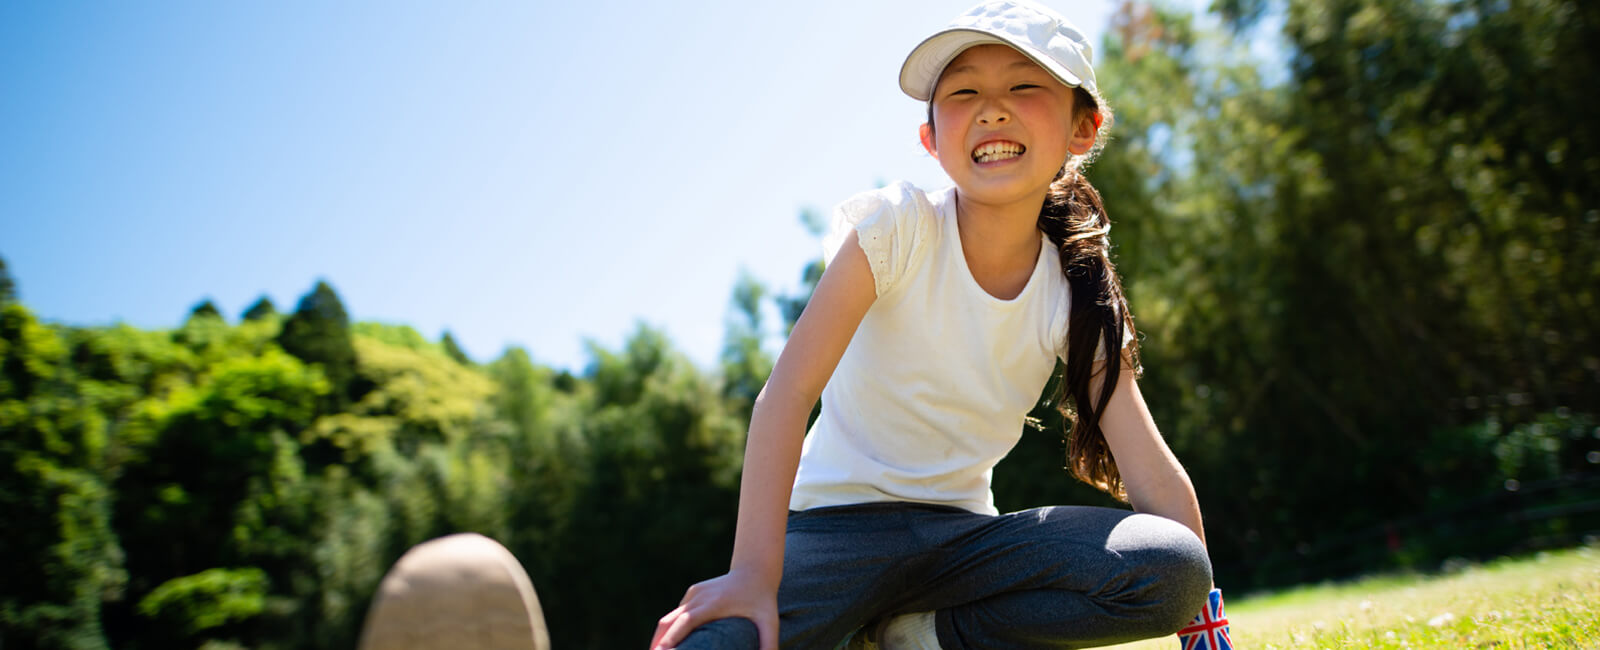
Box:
[929,85,1139,501]
[1042,87,1138,501]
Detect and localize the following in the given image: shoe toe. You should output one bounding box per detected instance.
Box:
[359,533,550,650]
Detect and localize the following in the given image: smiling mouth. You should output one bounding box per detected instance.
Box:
[972,141,1025,163]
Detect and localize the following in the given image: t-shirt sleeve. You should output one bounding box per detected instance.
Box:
[820,181,933,297]
[1096,321,1137,362]
[1052,297,1138,363]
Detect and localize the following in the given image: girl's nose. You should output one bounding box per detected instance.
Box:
[977,104,1010,125]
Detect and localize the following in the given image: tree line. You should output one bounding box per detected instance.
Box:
[1,271,764,649]
[4,0,1598,647]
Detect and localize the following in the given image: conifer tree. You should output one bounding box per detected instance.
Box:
[242,296,278,321]
[188,299,223,322]
[775,208,827,335]
[440,330,472,365]
[276,280,358,409]
[0,255,15,305]
[720,270,771,423]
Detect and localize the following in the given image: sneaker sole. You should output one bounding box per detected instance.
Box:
[358,533,550,650]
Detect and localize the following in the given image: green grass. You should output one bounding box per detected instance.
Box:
[1104,545,1600,649]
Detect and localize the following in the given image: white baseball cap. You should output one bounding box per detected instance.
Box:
[900,0,1097,102]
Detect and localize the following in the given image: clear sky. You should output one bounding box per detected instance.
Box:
[1,0,1121,373]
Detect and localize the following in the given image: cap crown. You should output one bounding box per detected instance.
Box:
[901,0,1097,101]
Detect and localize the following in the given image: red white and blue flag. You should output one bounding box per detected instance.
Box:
[1177,588,1232,650]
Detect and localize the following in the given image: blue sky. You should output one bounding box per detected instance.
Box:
[1,0,1124,373]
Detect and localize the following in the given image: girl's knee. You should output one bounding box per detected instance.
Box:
[1109,514,1213,633]
[1154,533,1213,633]
[1115,514,1210,574]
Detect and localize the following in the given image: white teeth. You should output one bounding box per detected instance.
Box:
[972,141,1024,163]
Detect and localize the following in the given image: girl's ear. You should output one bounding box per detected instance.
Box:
[919,123,940,160]
[1067,112,1099,156]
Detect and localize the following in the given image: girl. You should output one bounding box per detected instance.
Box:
[651,2,1223,648]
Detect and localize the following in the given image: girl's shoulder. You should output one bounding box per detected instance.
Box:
[821,182,950,297]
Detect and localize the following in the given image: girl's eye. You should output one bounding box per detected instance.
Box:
[1012,84,1041,91]
[949,89,977,96]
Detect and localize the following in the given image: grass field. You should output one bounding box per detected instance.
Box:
[1105,544,1600,649]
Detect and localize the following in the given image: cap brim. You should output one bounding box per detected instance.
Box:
[899,28,1088,102]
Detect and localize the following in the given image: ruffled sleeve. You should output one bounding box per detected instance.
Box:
[1098,321,1136,362]
[1052,293,1138,363]
[820,181,935,297]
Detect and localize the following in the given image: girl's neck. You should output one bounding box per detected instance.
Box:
[953,189,1045,260]
[952,189,1046,301]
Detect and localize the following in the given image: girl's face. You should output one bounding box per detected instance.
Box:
[920,44,1096,210]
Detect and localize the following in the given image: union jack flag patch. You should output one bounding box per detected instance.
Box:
[1177,588,1232,649]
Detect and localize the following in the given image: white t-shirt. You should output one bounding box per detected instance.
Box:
[789,181,1127,515]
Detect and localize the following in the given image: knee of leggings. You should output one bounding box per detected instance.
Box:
[1118,515,1214,635]
[1150,533,1214,635]
[677,616,759,650]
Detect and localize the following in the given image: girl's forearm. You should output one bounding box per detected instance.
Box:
[1142,472,1213,591]
[1095,367,1208,547]
[1129,464,1206,548]
[727,384,810,589]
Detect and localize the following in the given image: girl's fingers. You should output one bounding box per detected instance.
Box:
[656,608,700,650]
[649,605,687,649]
[757,616,779,650]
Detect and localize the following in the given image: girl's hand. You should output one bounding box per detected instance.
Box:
[652,226,875,650]
[649,570,778,650]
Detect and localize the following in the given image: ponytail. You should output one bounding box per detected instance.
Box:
[1035,86,1140,502]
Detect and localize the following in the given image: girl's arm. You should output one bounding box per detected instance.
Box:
[1093,359,1207,547]
[650,229,880,650]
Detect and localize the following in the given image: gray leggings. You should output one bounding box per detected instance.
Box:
[678,502,1211,650]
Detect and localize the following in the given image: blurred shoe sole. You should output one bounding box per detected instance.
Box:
[358,532,550,650]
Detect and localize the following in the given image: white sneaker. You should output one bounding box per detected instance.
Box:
[879,612,940,650]
[358,533,550,650]
[844,612,940,650]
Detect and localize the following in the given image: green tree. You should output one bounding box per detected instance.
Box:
[241,296,277,322]
[489,346,583,595]
[0,304,126,650]
[110,349,327,647]
[136,568,267,638]
[277,281,360,411]
[775,208,828,335]
[439,331,471,366]
[719,270,772,424]
[188,300,223,323]
[1058,0,1600,587]
[546,325,744,648]
[0,255,16,306]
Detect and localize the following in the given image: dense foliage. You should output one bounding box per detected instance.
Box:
[3,0,1597,647]
[0,282,754,649]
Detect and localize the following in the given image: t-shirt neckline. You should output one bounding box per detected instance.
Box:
[941,187,1050,307]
